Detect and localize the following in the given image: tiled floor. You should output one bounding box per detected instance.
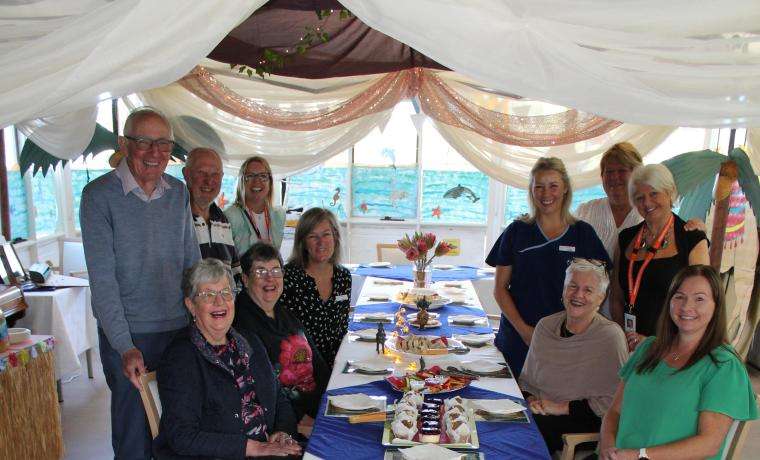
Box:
[61,352,760,459]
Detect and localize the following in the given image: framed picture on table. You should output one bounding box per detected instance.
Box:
[0,242,28,286]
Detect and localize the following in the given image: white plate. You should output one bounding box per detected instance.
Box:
[455,334,494,346]
[386,335,465,357]
[433,264,456,270]
[407,312,440,320]
[449,315,487,325]
[461,360,504,373]
[330,393,381,411]
[409,319,442,328]
[466,398,526,415]
[368,261,393,268]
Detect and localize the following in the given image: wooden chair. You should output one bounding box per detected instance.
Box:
[559,418,753,460]
[560,433,599,460]
[376,243,408,265]
[138,371,161,439]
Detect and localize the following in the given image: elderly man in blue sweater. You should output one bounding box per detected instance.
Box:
[80,107,200,459]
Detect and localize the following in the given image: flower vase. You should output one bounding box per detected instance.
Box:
[412,265,431,288]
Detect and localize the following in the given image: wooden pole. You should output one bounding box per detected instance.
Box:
[0,132,10,241]
[709,160,739,270]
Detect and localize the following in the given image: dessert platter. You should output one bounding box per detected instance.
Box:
[394,288,450,309]
[382,392,479,449]
[385,366,474,395]
[387,334,467,356]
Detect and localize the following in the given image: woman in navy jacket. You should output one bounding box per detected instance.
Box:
[154,259,300,459]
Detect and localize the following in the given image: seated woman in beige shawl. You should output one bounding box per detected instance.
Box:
[519,258,628,454]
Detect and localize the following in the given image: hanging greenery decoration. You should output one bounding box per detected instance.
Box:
[231,8,352,78]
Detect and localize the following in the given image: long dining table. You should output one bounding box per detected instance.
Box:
[304,275,550,459]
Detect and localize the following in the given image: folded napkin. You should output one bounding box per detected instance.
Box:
[454,333,495,345]
[449,315,488,325]
[466,398,526,415]
[356,312,395,321]
[351,358,392,372]
[351,328,378,340]
[400,444,462,460]
[460,359,504,373]
[329,393,380,411]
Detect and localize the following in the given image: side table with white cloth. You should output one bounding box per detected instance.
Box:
[15,286,98,401]
[304,276,550,459]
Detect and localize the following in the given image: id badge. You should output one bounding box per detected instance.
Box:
[624,312,637,333]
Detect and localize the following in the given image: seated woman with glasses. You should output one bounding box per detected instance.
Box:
[233,242,329,438]
[519,258,628,454]
[154,258,301,459]
[225,156,287,255]
[280,208,351,368]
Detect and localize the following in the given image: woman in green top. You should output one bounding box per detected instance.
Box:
[600,265,757,460]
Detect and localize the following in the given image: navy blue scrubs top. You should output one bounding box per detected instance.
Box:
[485,219,610,377]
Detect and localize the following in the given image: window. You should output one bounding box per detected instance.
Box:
[71,151,113,230]
[3,128,28,240]
[420,121,488,224]
[31,171,59,237]
[285,151,349,219]
[504,185,606,225]
[352,101,419,219]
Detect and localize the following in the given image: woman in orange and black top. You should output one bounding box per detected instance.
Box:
[611,164,708,352]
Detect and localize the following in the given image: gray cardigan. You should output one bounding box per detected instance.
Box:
[80,171,200,354]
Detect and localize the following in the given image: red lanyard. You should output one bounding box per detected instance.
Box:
[244,206,271,243]
[626,214,674,312]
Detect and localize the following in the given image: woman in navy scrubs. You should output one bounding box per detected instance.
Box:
[486,157,610,377]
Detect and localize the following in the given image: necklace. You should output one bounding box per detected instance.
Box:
[637,225,670,251]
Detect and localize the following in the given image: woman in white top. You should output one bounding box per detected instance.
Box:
[225,156,287,255]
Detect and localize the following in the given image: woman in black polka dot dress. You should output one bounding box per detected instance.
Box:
[281,208,351,368]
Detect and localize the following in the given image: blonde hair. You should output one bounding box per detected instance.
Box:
[523,157,575,224]
[628,164,678,207]
[600,142,643,174]
[234,156,274,208]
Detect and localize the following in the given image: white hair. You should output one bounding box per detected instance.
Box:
[564,259,609,298]
[628,164,678,207]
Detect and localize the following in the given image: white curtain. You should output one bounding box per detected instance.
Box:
[340,0,760,128]
[435,121,675,188]
[130,82,393,174]
[0,0,263,158]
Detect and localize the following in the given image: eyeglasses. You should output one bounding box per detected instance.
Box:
[194,288,234,304]
[252,267,284,279]
[124,135,176,153]
[243,172,271,182]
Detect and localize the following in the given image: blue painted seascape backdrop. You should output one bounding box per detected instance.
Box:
[13,163,607,241]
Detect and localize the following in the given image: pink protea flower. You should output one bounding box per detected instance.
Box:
[434,241,454,257]
[278,335,316,392]
[405,246,420,261]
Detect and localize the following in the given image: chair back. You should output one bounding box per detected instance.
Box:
[376,243,408,265]
[723,418,753,460]
[138,371,162,439]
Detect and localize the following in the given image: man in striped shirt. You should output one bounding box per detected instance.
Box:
[183,147,241,282]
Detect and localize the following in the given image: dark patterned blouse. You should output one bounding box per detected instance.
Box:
[280,263,352,367]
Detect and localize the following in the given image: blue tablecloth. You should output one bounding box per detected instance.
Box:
[307,380,550,460]
[350,302,492,336]
[354,265,492,282]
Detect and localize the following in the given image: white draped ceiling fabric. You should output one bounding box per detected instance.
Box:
[0,0,263,158]
[131,60,674,188]
[340,0,760,128]
[0,1,757,186]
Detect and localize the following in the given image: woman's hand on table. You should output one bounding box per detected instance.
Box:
[297,415,314,438]
[528,398,568,416]
[246,434,302,457]
[625,332,646,352]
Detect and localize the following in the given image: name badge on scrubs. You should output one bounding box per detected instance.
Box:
[335,294,349,302]
[558,245,576,252]
[624,312,637,333]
